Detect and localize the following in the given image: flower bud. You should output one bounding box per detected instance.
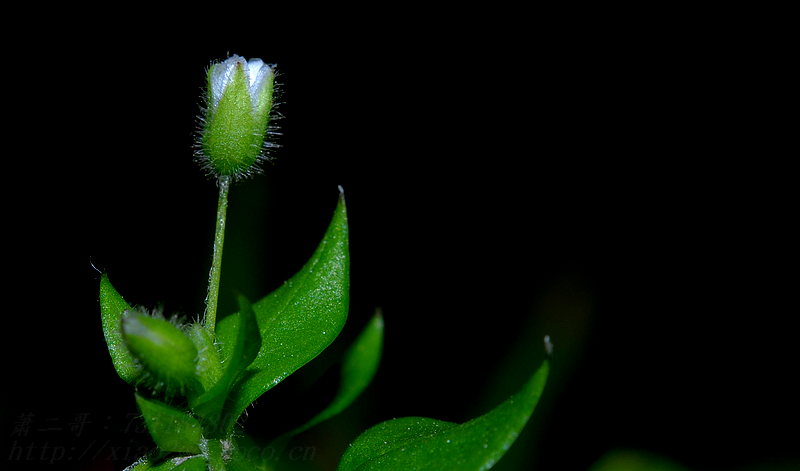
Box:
[197,54,276,180]
[122,311,198,395]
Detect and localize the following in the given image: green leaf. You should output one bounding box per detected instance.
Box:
[213,294,262,387]
[337,358,550,471]
[220,190,350,429]
[192,295,261,437]
[99,273,140,383]
[135,393,203,454]
[279,310,384,442]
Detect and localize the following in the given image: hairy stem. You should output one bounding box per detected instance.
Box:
[204,174,231,334]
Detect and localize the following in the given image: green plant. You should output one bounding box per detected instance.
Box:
[99,54,550,471]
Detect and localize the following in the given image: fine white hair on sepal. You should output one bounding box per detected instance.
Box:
[544,335,553,356]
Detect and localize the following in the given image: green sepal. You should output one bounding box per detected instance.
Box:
[135,394,203,454]
[221,190,350,432]
[192,295,261,437]
[203,62,260,177]
[99,273,140,383]
[337,358,550,471]
[186,323,223,424]
[251,70,274,137]
[187,322,223,396]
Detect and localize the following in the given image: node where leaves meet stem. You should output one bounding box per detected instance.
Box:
[204,174,231,334]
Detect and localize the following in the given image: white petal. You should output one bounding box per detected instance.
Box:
[246,59,265,86]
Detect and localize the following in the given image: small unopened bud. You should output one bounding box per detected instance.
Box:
[122,311,198,395]
[196,54,276,180]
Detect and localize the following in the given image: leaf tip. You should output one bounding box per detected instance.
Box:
[544,335,553,357]
[90,256,103,275]
[338,185,346,204]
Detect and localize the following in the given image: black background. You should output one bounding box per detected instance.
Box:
[3,13,797,471]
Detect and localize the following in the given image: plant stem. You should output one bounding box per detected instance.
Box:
[204,174,231,334]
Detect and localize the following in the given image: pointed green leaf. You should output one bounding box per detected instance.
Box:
[192,295,261,436]
[99,273,140,383]
[214,294,262,384]
[332,309,384,416]
[135,393,203,453]
[220,190,350,429]
[279,310,384,443]
[337,358,549,471]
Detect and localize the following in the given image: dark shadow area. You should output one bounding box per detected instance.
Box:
[5,22,796,471]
